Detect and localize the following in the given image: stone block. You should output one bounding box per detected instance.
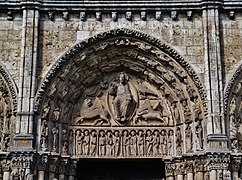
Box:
[187,46,203,56]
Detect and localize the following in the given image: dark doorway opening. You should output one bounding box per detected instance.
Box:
[76,158,165,180]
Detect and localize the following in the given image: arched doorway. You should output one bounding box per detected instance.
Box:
[76,158,165,180]
[35,28,207,179]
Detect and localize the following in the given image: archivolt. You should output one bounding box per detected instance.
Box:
[35,28,207,114]
[0,62,18,112]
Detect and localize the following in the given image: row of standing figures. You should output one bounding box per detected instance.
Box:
[71,129,175,157]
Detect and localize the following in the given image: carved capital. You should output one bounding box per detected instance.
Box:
[1,159,11,172]
[68,160,77,176]
[48,158,58,173]
[58,160,67,174]
[175,162,185,175]
[37,155,48,171]
[231,156,241,172]
[165,163,176,177]
[195,159,204,172]
[185,161,193,173]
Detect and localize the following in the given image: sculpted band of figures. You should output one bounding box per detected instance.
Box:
[71,129,175,157]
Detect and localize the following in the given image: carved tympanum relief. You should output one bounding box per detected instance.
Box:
[38,29,205,158]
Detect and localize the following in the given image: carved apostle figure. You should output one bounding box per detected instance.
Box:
[137,130,144,156]
[99,130,106,156]
[106,131,113,156]
[113,130,120,156]
[146,130,153,156]
[153,130,160,156]
[123,130,130,156]
[130,130,137,156]
[185,124,193,153]
[76,130,83,155]
[90,130,97,156]
[82,130,90,156]
[160,130,167,156]
[109,72,133,122]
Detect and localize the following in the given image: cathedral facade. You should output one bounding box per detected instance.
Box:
[0,0,241,179]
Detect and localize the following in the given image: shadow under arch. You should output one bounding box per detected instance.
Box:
[35,28,208,159]
[224,62,242,152]
[0,61,18,152]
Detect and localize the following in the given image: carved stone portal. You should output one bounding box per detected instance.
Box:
[38,31,206,158]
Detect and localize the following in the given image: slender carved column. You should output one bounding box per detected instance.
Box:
[58,159,67,180]
[207,154,230,180]
[37,155,48,180]
[202,2,228,153]
[195,159,204,180]
[165,162,176,180]
[14,6,40,150]
[185,161,194,180]
[231,156,241,180]
[68,160,77,180]
[176,162,184,180]
[2,159,11,180]
[49,158,58,179]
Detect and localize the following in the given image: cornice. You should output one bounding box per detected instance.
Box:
[1,0,242,11]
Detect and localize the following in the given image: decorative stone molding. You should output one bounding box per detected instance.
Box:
[185,160,194,173]
[37,155,48,171]
[0,62,18,112]
[35,28,207,116]
[207,154,230,171]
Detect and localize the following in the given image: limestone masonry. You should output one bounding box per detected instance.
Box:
[0,0,241,179]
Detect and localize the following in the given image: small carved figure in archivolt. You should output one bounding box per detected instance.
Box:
[106,131,113,156]
[99,130,106,156]
[40,120,48,151]
[51,126,58,153]
[176,127,182,155]
[130,130,137,156]
[113,130,121,156]
[109,72,133,123]
[137,130,144,156]
[123,130,130,156]
[90,130,97,156]
[75,98,110,126]
[171,101,181,124]
[185,124,193,153]
[195,120,203,151]
[62,129,68,155]
[181,99,192,123]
